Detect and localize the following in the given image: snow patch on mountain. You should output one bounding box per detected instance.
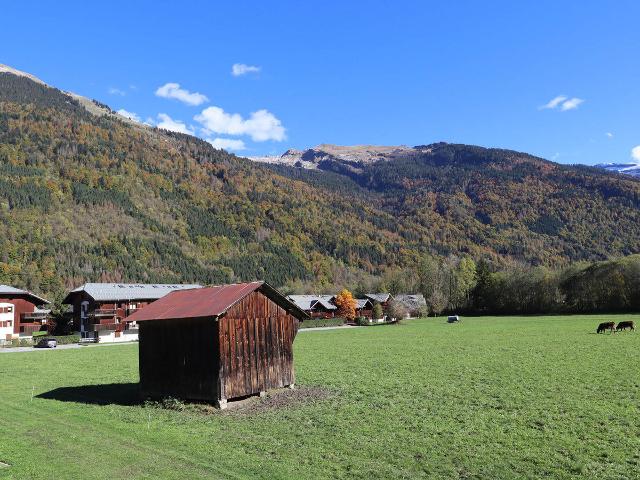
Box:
[595,163,640,178]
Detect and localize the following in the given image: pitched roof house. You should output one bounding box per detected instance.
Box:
[287,295,337,318]
[395,294,427,317]
[355,298,374,318]
[0,285,50,342]
[127,282,308,408]
[364,293,392,305]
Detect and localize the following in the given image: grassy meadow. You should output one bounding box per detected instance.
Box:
[1,315,639,479]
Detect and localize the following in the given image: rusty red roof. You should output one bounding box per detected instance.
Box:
[126,281,308,322]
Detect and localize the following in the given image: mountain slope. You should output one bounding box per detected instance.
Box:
[261,143,640,265]
[0,69,413,300]
[2,66,640,303]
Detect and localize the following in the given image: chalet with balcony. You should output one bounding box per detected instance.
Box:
[0,285,50,343]
[287,295,338,318]
[63,283,202,342]
[364,293,392,310]
[355,298,374,318]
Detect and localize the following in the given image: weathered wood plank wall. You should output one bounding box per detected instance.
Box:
[219,291,297,400]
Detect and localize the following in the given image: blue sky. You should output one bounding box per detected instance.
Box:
[1,0,639,164]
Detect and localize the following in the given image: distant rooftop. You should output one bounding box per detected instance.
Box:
[287,294,337,311]
[0,284,50,304]
[395,294,427,309]
[365,293,391,303]
[63,283,203,303]
[355,298,373,309]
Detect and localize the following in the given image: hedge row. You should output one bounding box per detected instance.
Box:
[40,334,80,345]
[0,334,80,348]
[298,317,346,329]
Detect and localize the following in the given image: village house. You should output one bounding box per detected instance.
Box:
[395,294,428,317]
[355,298,374,318]
[364,293,392,311]
[0,285,50,343]
[287,295,337,318]
[62,283,202,343]
[127,281,308,408]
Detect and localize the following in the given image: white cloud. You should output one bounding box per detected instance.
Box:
[156,113,194,135]
[560,97,584,111]
[108,87,126,96]
[195,106,286,142]
[606,132,614,138]
[232,63,261,76]
[539,95,584,111]
[155,82,209,106]
[116,109,141,122]
[208,138,247,151]
[632,145,640,162]
[540,95,567,110]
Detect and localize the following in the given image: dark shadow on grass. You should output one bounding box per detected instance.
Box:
[37,382,141,406]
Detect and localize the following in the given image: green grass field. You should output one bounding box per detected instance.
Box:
[1,315,640,479]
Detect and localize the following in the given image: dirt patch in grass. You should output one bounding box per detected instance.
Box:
[0,460,10,468]
[144,385,337,416]
[226,385,337,415]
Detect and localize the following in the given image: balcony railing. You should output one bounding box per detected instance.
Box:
[19,324,45,334]
[92,323,118,332]
[88,322,132,333]
[90,309,119,317]
[20,312,50,322]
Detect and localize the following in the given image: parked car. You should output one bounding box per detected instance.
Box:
[35,337,57,348]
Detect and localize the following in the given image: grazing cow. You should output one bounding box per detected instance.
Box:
[596,322,616,334]
[616,321,635,332]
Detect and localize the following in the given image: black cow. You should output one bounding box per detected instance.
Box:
[596,322,616,334]
[616,321,635,332]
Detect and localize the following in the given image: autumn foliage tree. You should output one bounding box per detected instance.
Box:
[334,288,357,321]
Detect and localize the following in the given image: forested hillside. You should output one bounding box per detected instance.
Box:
[0,71,427,303]
[267,143,640,265]
[2,69,640,306]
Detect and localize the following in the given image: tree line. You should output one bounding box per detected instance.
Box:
[342,254,640,316]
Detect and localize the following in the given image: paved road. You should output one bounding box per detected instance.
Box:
[0,341,138,354]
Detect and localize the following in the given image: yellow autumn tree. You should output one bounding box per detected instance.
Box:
[335,288,357,321]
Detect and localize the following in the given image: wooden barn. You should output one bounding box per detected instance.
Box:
[126,281,308,408]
